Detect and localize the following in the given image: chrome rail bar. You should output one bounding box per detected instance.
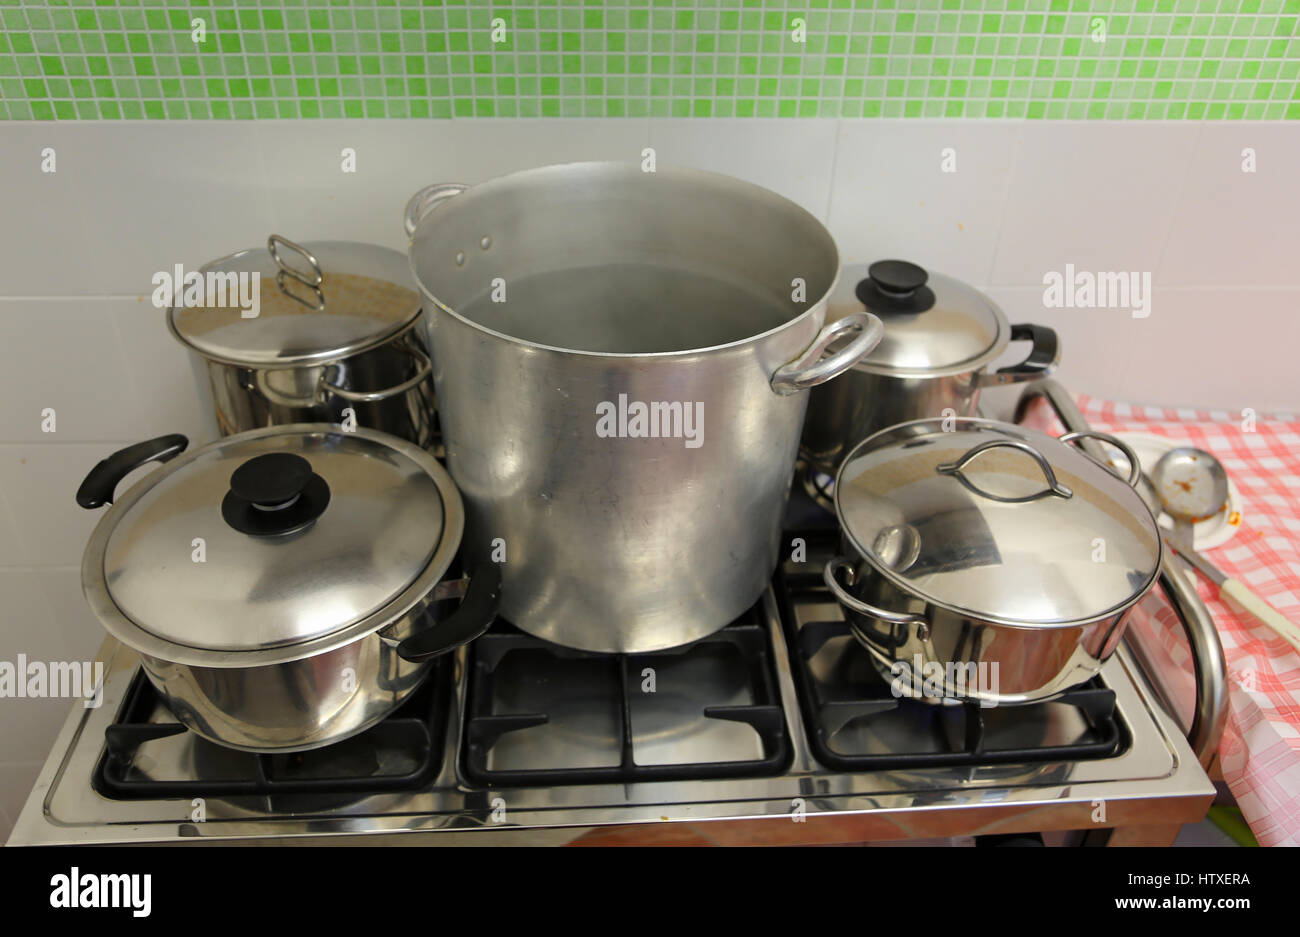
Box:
[1015,379,1228,769]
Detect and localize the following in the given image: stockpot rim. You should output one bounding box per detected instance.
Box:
[405,161,844,362]
[81,423,465,669]
[831,415,1164,631]
[167,240,425,368]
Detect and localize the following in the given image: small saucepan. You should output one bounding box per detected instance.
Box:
[822,417,1160,705]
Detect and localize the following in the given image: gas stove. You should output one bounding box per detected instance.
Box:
[9,385,1219,846]
[10,526,1213,846]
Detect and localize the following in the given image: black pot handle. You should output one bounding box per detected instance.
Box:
[76,434,189,509]
[397,563,502,662]
[986,323,1060,386]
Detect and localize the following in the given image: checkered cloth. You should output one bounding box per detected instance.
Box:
[1022,394,1300,847]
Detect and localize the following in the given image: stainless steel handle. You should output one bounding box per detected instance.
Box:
[823,557,929,627]
[1059,430,1143,489]
[321,345,433,402]
[404,183,469,238]
[936,438,1074,502]
[267,234,326,311]
[1015,379,1227,769]
[267,234,323,287]
[770,311,884,396]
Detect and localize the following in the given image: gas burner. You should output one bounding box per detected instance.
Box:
[779,528,1127,773]
[92,657,453,810]
[461,611,792,786]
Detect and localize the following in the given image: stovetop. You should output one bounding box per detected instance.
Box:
[10,502,1213,845]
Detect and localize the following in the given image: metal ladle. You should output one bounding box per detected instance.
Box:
[1151,446,1300,653]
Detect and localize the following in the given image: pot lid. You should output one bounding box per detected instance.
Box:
[93,426,453,654]
[831,260,1006,373]
[835,418,1161,625]
[168,237,421,366]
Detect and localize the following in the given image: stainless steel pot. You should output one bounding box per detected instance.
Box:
[405,162,883,653]
[823,418,1160,705]
[76,425,500,752]
[801,260,1059,474]
[169,236,437,448]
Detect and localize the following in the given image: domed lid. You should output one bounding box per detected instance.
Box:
[168,237,421,366]
[84,425,461,663]
[835,418,1162,625]
[830,260,1007,373]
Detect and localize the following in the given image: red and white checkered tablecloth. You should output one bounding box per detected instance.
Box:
[1023,394,1300,846]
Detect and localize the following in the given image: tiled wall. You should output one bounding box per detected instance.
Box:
[2,0,1299,121]
[1,117,1298,838]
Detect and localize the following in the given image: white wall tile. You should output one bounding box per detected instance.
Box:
[827,119,1022,284]
[989,122,1202,287]
[75,122,274,295]
[0,298,148,443]
[110,298,215,444]
[0,443,132,566]
[0,125,108,296]
[1158,123,1300,287]
[648,118,836,219]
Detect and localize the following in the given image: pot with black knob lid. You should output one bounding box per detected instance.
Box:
[800,259,1060,475]
[76,424,500,752]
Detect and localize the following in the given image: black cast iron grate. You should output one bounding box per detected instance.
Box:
[461,606,793,787]
[92,655,452,800]
[779,526,1128,772]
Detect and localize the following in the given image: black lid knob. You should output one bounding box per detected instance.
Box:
[868,259,928,296]
[856,259,936,314]
[223,452,330,536]
[229,453,312,508]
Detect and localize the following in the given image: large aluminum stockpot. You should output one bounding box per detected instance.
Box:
[802,260,1059,474]
[76,425,500,752]
[405,162,883,653]
[823,418,1161,706]
[169,236,437,448]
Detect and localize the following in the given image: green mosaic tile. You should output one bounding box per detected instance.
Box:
[0,0,1297,120]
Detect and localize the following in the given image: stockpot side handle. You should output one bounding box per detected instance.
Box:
[823,557,929,629]
[397,562,502,662]
[983,323,1060,387]
[403,183,470,238]
[76,435,189,509]
[322,345,434,403]
[1015,379,1227,769]
[770,311,884,396]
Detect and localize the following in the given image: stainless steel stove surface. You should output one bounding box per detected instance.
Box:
[11,527,1213,846]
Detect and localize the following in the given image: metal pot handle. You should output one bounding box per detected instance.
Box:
[936,438,1075,502]
[321,345,434,403]
[770,311,884,396]
[1059,431,1143,488]
[823,557,929,627]
[981,323,1060,387]
[267,234,326,311]
[396,563,503,661]
[403,183,470,238]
